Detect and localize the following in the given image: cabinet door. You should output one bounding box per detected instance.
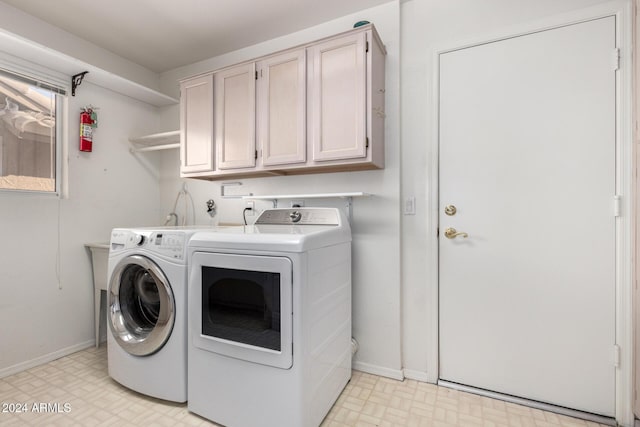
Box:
[215,63,256,170]
[309,32,367,162]
[180,74,214,174]
[257,50,306,166]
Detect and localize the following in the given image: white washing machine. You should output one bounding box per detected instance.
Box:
[188,208,352,427]
[107,226,209,402]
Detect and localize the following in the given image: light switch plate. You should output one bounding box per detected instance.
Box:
[404,197,416,215]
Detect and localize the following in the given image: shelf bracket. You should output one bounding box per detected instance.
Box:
[71,71,89,96]
[346,197,354,223]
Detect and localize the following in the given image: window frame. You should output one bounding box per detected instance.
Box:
[0,54,68,197]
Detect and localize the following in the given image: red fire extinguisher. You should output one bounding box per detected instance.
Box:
[80,106,97,152]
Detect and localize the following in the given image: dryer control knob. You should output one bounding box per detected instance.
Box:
[133,234,145,246]
[289,211,302,223]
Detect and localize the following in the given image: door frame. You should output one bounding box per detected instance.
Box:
[425,1,633,424]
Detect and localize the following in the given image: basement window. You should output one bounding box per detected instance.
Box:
[0,69,64,194]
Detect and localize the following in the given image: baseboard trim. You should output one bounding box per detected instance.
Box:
[403,369,432,383]
[352,360,404,381]
[0,340,95,379]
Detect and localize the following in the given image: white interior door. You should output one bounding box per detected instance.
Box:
[439,17,616,416]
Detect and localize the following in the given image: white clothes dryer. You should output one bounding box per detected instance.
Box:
[107,226,209,402]
[187,208,352,427]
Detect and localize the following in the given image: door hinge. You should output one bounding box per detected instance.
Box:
[613,344,620,368]
[255,70,258,80]
[365,137,369,150]
[613,195,621,217]
[366,41,369,53]
[255,150,258,160]
[612,48,620,71]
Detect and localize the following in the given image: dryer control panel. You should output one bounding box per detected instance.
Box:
[255,208,340,225]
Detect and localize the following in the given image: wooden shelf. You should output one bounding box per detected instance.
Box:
[243,192,369,201]
[0,29,179,107]
[129,130,180,152]
[243,192,370,220]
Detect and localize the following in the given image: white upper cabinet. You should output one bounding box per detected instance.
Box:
[257,49,306,166]
[215,63,256,170]
[179,24,385,180]
[308,32,367,162]
[180,74,214,175]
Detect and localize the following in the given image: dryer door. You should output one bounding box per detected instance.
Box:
[108,255,175,356]
[190,252,293,369]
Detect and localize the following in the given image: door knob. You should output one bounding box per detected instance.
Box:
[444,227,468,239]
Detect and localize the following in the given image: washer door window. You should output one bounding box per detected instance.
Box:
[190,252,293,369]
[108,255,175,356]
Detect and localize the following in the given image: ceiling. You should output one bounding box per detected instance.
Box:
[0,0,392,73]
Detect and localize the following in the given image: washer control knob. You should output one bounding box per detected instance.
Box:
[133,234,145,246]
[289,211,302,223]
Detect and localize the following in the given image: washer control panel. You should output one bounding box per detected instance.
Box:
[110,230,187,259]
[147,232,186,259]
[255,208,340,225]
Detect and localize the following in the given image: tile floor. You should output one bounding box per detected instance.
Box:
[0,346,612,427]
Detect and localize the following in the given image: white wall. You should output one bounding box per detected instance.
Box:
[0,82,163,375]
[399,0,620,379]
[635,0,640,416]
[0,2,160,91]
[159,0,618,380]
[158,2,403,377]
[0,0,623,383]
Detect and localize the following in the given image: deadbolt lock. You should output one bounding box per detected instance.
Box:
[444,205,457,216]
